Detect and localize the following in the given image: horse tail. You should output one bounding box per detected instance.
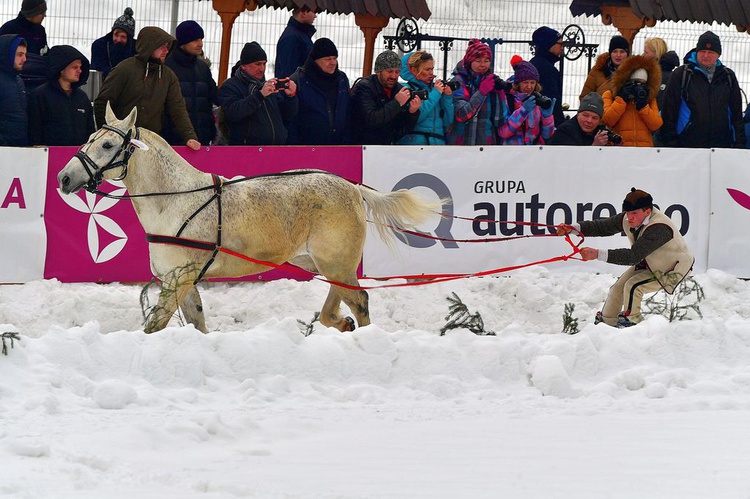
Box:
[357,185,444,248]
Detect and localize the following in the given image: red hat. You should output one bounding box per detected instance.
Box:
[462,39,492,68]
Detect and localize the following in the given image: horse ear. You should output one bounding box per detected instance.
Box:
[105,101,118,125]
[122,106,138,130]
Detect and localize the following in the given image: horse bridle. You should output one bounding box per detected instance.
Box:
[74,124,140,193]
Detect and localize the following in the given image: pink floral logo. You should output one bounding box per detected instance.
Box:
[727,188,750,211]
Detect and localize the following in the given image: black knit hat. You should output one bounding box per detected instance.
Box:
[696,31,722,55]
[532,26,562,51]
[608,35,630,55]
[20,0,46,17]
[112,8,136,39]
[309,37,338,60]
[240,41,267,65]
[622,188,653,212]
[176,20,204,47]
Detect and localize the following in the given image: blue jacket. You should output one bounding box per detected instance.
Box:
[289,60,351,145]
[0,14,47,92]
[28,45,95,146]
[274,17,315,78]
[396,53,454,145]
[90,31,137,80]
[217,64,298,145]
[530,49,564,126]
[164,47,218,146]
[0,34,28,146]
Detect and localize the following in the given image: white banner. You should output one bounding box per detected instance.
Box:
[363,145,710,278]
[708,149,750,276]
[0,147,48,282]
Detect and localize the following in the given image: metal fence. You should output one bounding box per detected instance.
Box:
[2,0,748,113]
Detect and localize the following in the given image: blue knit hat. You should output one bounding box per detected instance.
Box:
[532,26,562,51]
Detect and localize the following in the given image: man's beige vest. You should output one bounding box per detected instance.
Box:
[622,209,695,294]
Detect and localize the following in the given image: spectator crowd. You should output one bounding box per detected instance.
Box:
[0,0,747,149]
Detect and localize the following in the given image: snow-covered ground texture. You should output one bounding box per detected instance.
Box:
[1,268,750,498]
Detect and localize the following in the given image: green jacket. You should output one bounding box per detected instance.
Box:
[93,26,197,143]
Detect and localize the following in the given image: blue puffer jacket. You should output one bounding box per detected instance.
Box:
[0,34,28,146]
[289,60,351,145]
[274,17,315,79]
[164,48,218,145]
[27,45,95,146]
[396,53,454,145]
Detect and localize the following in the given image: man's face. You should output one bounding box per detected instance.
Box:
[243,60,266,80]
[697,49,719,67]
[626,208,651,228]
[60,59,82,84]
[549,39,563,57]
[377,68,399,89]
[112,29,128,45]
[181,39,203,57]
[315,56,337,75]
[151,43,170,63]
[13,45,27,71]
[577,110,601,133]
[610,48,628,66]
[298,10,316,24]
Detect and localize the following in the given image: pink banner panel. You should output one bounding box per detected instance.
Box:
[45,146,363,283]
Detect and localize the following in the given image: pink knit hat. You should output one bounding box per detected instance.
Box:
[462,39,492,68]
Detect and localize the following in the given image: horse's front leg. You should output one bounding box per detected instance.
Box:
[180,285,208,333]
[144,270,201,333]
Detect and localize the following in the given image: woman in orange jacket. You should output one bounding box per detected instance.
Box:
[602,55,662,147]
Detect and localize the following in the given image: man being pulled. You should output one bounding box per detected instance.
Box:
[557,189,694,328]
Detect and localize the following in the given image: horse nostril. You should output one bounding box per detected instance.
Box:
[61,176,69,187]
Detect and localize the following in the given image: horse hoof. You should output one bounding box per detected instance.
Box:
[342,316,356,332]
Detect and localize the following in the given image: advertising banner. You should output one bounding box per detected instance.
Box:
[45,146,362,283]
[708,149,750,277]
[362,146,710,278]
[0,147,48,283]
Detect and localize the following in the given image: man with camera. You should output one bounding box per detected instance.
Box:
[601,55,662,147]
[350,50,421,145]
[216,41,298,146]
[547,92,617,146]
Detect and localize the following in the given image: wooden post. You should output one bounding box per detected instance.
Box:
[212,0,252,85]
[599,5,655,48]
[355,14,390,77]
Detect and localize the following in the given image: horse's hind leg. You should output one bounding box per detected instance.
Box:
[319,283,369,332]
[179,285,208,333]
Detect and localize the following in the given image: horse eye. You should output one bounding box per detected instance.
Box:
[102,142,114,150]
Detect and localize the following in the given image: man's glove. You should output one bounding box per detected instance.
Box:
[541,97,556,118]
[478,74,496,96]
[521,95,537,113]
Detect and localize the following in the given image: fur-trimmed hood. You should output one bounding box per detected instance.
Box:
[610,55,662,101]
[592,52,611,72]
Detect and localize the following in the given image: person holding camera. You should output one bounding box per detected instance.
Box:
[350,50,421,145]
[497,58,555,145]
[579,35,630,103]
[448,38,509,145]
[395,51,454,145]
[288,38,351,145]
[547,92,616,146]
[601,55,662,147]
[216,41,298,146]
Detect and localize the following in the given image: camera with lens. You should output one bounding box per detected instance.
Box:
[409,88,430,101]
[632,83,648,101]
[529,91,552,110]
[493,75,512,91]
[275,78,290,90]
[445,80,462,91]
[596,124,623,145]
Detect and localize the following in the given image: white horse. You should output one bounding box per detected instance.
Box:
[57,104,440,333]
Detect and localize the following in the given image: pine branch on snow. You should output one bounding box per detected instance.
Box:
[440,292,494,336]
[1,331,21,355]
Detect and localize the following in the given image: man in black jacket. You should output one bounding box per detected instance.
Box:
[164,20,217,146]
[547,92,611,146]
[28,45,94,146]
[0,34,28,146]
[660,31,744,149]
[529,26,565,126]
[350,50,421,145]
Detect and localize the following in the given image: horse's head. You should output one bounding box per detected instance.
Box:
[58,103,147,194]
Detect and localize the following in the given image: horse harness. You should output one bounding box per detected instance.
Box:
[75,124,140,192]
